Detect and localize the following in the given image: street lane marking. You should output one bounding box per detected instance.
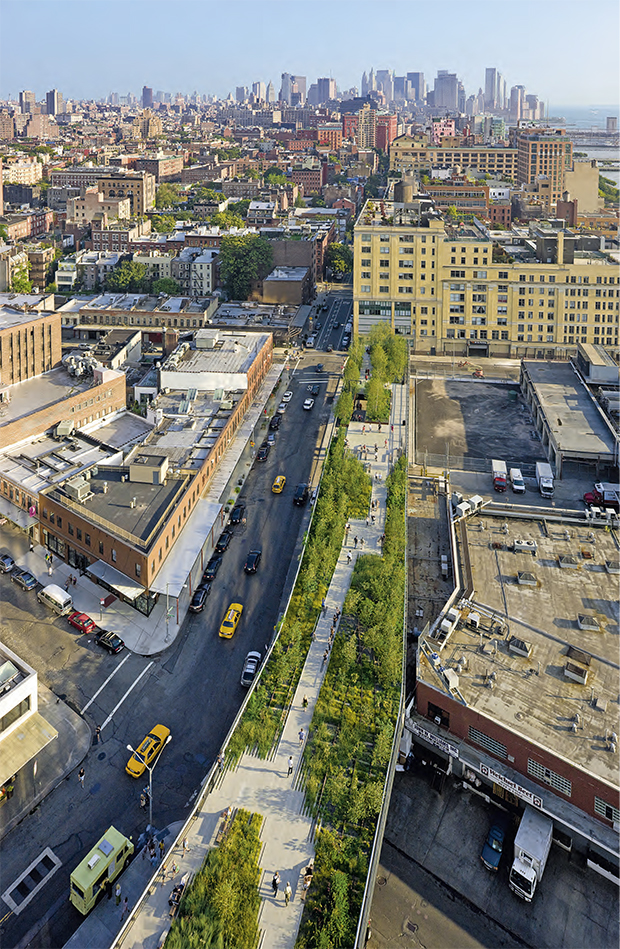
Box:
[2,848,62,915]
[82,653,130,712]
[100,661,154,730]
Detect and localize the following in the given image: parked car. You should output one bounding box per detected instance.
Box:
[316,363,324,373]
[219,603,243,639]
[269,415,281,431]
[230,503,246,526]
[189,583,211,613]
[67,611,97,635]
[203,556,223,582]
[277,402,287,414]
[11,569,38,591]
[272,475,286,493]
[215,530,233,554]
[0,554,15,573]
[480,822,506,871]
[303,399,315,411]
[282,391,293,403]
[244,548,262,574]
[267,433,276,446]
[256,444,270,461]
[126,724,171,777]
[240,651,262,688]
[293,483,309,506]
[96,630,125,654]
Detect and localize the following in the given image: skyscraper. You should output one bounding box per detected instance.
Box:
[46,89,63,115]
[252,81,266,101]
[266,82,276,103]
[406,72,425,103]
[142,86,153,108]
[484,68,505,111]
[510,85,526,120]
[433,71,459,110]
[236,86,248,103]
[317,78,336,104]
[19,90,36,114]
[376,69,394,101]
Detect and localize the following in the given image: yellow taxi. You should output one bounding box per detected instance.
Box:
[219,603,243,639]
[272,475,286,494]
[125,724,171,777]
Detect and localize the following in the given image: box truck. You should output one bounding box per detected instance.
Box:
[509,807,553,901]
[492,459,507,492]
[509,468,526,494]
[535,462,554,498]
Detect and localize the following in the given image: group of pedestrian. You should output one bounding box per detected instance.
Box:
[64,574,78,591]
[271,872,292,906]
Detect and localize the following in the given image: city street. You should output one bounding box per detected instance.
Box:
[0,353,341,948]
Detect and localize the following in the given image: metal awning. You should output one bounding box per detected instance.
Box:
[0,496,33,530]
[149,498,222,597]
[0,713,58,787]
[86,560,145,602]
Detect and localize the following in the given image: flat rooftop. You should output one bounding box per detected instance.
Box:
[522,361,617,458]
[79,293,213,315]
[47,467,187,546]
[264,267,309,282]
[0,432,117,494]
[88,411,154,450]
[0,368,90,427]
[163,332,270,377]
[211,302,297,328]
[422,515,619,789]
[142,390,237,470]
[0,305,55,332]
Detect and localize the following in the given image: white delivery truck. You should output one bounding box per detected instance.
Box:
[509,468,526,494]
[509,807,553,901]
[492,459,507,492]
[535,462,554,498]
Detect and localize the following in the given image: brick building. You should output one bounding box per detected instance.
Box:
[0,296,61,386]
[96,171,156,216]
[291,164,328,194]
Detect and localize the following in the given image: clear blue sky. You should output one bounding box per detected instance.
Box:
[0,0,618,107]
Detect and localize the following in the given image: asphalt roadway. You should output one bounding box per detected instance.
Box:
[0,352,343,949]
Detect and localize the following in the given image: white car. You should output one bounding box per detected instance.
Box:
[277,402,287,414]
[282,391,293,403]
[303,398,315,411]
[240,651,262,688]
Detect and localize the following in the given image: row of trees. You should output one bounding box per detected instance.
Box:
[165,810,262,949]
[104,259,180,296]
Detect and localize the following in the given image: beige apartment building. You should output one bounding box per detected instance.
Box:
[97,172,156,217]
[353,200,619,360]
[390,137,519,180]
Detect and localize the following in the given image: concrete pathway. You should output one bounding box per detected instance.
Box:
[66,384,406,949]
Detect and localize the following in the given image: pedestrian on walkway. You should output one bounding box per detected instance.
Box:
[140,792,147,810]
[78,767,85,789]
[284,882,292,905]
[150,851,158,868]
[371,514,375,524]
[391,424,394,432]
[321,598,326,615]
[347,552,352,565]
[169,861,179,879]
[95,726,101,744]
[302,695,308,709]
[272,872,280,897]
[354,536,358,548]
[287,755,294,777]
[298,728,305,745]
[322,649,329,667]
[385,439,388,448]
[217,752,224,772]
[362,425,365,433]
[115,882,122,906]
[120,896,129,922]
[182,837,190,856]
[366,516,369,527]
[159,839,165,860]
[360,538,365,549]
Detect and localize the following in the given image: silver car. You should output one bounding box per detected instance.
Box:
[240,651,262,688]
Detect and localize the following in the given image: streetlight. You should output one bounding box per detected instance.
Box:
[127,735,172,836]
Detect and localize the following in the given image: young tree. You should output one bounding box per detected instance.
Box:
[105,260,149,293]
[219,235,273,300]
[211,210,244,229]
[152,277,181,296]
[11,267,32,294]
[151,214,176,233]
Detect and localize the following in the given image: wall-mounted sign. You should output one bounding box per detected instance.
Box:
[480,763,542,808]
[409,721,459,758]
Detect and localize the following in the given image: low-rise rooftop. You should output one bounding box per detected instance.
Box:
[0,368,91,427]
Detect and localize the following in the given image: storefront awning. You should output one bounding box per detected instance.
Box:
[86,560,145,602]
[0,496,34,531]
[0,713,58,787]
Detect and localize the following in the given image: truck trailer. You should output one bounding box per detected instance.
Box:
[509,807,553,901]
[492,459,507,492]
[535,461,554,498]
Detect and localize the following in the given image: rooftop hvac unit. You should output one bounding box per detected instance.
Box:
[443,668,459,692]
[87,854,101,870]
[65,477,90,501]
[513,539,537,554]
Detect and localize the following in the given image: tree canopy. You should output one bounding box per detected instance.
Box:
[105,260,149,293]
[325,242,353,275]
[219,234,273,300]
[263,166,288,186]
[151,214,176,233]
[152,277,181,296]
[155,183,182,210]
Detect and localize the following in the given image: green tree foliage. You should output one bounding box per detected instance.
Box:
[325,242,353,275]
[599,175,619,206]
[215,146,242,161]
[165,810,261,949]
[0,225,9,242]
[211,210,244,229]
[105,260,149,293]
[310,196,326,207]
[295,193,307,208]
[155,182,182,210]
[152,277,181,296]
[263,166,287,186]
[11,266,32,293]
[228,199,250,219]
[151,214,176,233]
[219,234,273,300]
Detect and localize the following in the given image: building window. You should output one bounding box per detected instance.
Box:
[428,702,450,728]
[135,564,141,578]
[85,533,91,547]
[594,796,620,824]
[111,548,117,562]
[76,528,82,541]
[99,541,104,555]
[68,523,74,536]
[468,726,507,759]
[527,759,572,797]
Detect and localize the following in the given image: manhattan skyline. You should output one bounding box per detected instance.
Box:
[0,0,618,107]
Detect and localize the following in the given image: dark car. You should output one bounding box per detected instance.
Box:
[0,554,15,573]
[240,651,262,688]
[269,415,281,431]
[310,384,320,396]
[230,503,246,526]
[316,363,324,373]
[293,483,309,506]
[96,630,125,654]
[189,583,211,613]
[215,530,233,554]
[480,823,506,871]
[256,444,270,462]
[244,548,262,575]
[203,556,223,582]
[11,569,38,591]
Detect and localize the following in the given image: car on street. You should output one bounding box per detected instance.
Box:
[342,335,351,348]
[189,583,211,613]
[67,611,97,634]
[95,630,125,654]
[240,651,262,688]
[303,398,315,411]
[282,391,293,403]
[203,555,223,582]
[126,724,171,777]
[269,415,281,431]
[219,603,243,639]
[11,569,38,591]
[326,344,333,353]
[277,402,287,414]
[229,503,246,525]
[316,363,324,373]
[272,475,286,493]
[480,822,506,871]
[267,433,276,446]
[215,530,233,553]
[244,548,262,574]
[256,444,270,462]
[0,554,15,573]
[310,384,320,396]
[293,483,309,506]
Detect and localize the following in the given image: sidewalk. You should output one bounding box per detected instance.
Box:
[66,386,406,949]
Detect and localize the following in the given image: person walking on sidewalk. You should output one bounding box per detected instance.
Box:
[272,872,281,897]
[284,882,292,906]
[159,839,165,861]
[322,649,329,667]
[287,755,294,777]
[78,767,85,789]
[347,552,352,565]
[354,536,358,548]
[298,727,305,746]
[115,882,122,906]
[182,837,190,857]
[302,694,308,709]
